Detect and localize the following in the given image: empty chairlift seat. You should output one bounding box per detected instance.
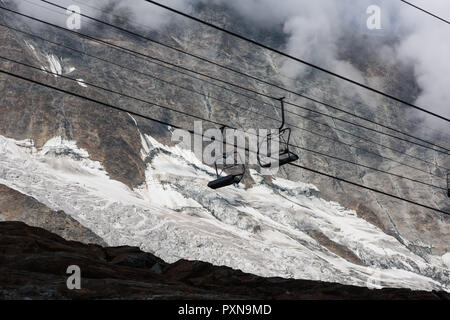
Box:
[207,127,246,190]
[208,172,243,189]
[257,97,299,169]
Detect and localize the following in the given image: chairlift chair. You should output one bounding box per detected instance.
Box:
[257,97,299,168]
[207,127,246,189]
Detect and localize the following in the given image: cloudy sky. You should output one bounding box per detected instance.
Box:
[9,0,450,131]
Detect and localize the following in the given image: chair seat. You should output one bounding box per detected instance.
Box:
[279,153,299,166]
[208,174,241,189]
[261,153,298,168]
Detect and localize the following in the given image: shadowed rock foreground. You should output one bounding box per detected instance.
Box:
[0,222,448,300]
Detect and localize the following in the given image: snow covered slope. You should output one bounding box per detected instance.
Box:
[0,133,449,292]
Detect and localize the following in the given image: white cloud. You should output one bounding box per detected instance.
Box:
[396,0,450,128]
[199,0,450,130]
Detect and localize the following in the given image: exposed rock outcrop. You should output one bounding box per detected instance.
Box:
[0,184,105,246]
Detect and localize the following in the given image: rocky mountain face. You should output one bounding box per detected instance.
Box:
[0,184,106,245]
[0,0,449,294]
[1,221,449,300]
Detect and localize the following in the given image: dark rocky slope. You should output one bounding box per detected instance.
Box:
[0,184,106,245]
[0,221,448,300]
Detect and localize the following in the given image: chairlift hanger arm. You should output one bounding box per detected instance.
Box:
[447,172,450,197]
[278,97,286,130]
[257,97,299,168]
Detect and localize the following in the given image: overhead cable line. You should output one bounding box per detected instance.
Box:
[140,0,450,123]
[3,7,449,172]
[0,55,446,193]
[69,0,449,139]
[4,5,450,158]
[2,22,446,179]
[40,0,450,153]
[1,67,448,215]
[3,6,450,170]
[400,0,450,25]
[289,161,449,215]
[70,0,300,84]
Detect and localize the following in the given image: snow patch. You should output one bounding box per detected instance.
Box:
[40,136,89,158]
[126,113,150,161]
[24,41,36,54]
[443,253,450,269]
[76,79,87,88]
[272,176,319,193]
[45,54,62,77]
[145,134,214,173]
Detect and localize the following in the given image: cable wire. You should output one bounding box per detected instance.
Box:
[54,0,448,143]
[400,0,450,25]
[69,0,450,139]
[140,0,450,122]
[1,67,448,214]
[40,0,450,153]
[4,5,450,158]
[2,5,449,170]
[0,55,447,193]
[2,22,447,179]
